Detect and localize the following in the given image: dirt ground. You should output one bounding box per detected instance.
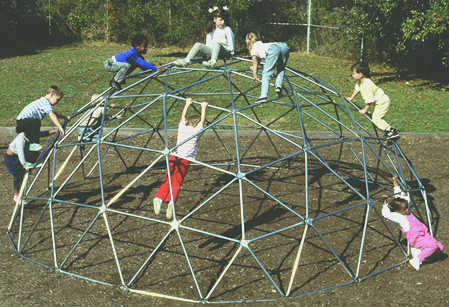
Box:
[1,132,448,306]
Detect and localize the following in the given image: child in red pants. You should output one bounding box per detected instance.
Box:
[153,98,208,219]
[382,177,444,270]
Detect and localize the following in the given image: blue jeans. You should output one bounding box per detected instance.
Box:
[260,42,290,98]
[4,153,25,192]
[77,127,101,142]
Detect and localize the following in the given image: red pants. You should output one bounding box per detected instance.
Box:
[155,156,190,202]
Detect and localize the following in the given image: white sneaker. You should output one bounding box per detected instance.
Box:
[174,58,190,67]
[14,194,29,205]
[202,60,216,68]
[153,197,162,215]
[166,201,174,220]
[409,257,421,271]
[29,143,43,151]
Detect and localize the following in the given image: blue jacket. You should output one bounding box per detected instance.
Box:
[114,47,157,71]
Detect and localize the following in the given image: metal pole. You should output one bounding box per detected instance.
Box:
[306,0,312,53]
[48,0,52,36]
[360,36,364,62]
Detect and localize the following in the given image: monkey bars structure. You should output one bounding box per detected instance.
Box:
[7,57,434,303]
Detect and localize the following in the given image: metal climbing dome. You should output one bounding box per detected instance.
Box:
[7,56,434,304]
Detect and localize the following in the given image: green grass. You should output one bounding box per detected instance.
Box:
[0,42,448,132]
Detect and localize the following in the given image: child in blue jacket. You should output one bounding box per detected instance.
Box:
[104,34,159,90]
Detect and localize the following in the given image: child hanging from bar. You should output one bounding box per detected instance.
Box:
[153,98,208,220]
[382,176,444,270]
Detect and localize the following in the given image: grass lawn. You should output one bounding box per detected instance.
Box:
[0,42,448,132]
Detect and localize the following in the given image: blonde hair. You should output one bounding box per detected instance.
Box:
[186,115,201,127]
[47,85,64,98]
[245,32,261,53]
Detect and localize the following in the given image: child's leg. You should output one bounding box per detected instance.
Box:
[113,62,132,83]
[186,43,212,61]
[209,42,222,62]
[18,118,41,162]
[371,97,391,131]
[104,57,131,83]
[260,45,281,98]
[274,43,290,89]
[155,169,172,202]
[169,158,190,202]
[418,245,439,262]
[410,247,421,259]
[16,118,41,144]
[4,153,25,194]
[154,156,189,202]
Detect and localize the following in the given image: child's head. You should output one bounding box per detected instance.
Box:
[387,198,409,215]
[206,7,229,33]
[213,8,228,26]
[131,33,148,54]
[186,115,201,127]
[46,85,64,105]
[245,32,262,53]
[351,62,370,80]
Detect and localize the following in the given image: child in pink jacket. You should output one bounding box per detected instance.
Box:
[382,176,444,270]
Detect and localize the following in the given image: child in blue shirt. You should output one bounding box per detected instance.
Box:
[16,86,67,157]
[104,34,160,90]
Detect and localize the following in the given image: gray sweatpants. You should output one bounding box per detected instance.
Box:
[104,56,131,83]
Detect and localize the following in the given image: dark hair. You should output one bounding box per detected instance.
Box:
[351,62,370,78]
[205,8,229,33]
[131,34,148,48]
[388,198,407,212]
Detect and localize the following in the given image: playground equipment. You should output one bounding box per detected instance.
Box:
[7,57,434,303]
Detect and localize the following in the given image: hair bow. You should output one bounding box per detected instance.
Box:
[208,6,219,13]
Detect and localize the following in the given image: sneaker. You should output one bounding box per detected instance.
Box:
[174,58,190,67]
[275,87,282,97]
[256,97,268,103]
[409,257,421,271]
[166,201,174,220]
[202,60,216,68]
[385,128,400,139]
[109,79,121,90]
[14,194,29,205]
[29,143,42,151]
[153,197,162,215]
[24,162,36,169]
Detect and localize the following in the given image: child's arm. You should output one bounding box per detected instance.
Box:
[226,27,235,55]
[181,98,193,123]
[199,102,208,127]
[345,88,359,101]
[250,56,260,82]
[135,55,157,71]
[359,103,371,115]
[382,202,410,230]
[392,176,410,202]
[48,112,65,136]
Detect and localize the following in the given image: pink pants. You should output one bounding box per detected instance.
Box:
[404,214,444,262]
[414,236,444,262]
[155,156,189,203]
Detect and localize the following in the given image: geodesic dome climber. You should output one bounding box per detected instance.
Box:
[7,56,435,303]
